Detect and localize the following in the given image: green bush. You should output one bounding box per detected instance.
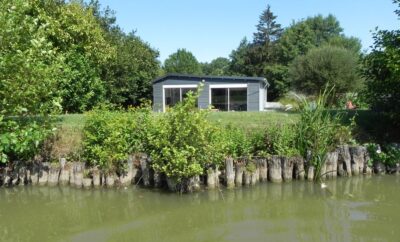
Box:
[264,123,299,157]
[82,104,153,172]
[367,143,400,168]
[148,87,224,181]
[0,116,54,165]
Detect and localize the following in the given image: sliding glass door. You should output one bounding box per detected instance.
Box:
[164,87,197,110]
[211,87,247,111]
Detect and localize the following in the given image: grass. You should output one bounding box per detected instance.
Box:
[50,109,398,159]
[51,111,299,158]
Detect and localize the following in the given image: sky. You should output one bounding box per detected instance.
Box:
[98,0,398,63]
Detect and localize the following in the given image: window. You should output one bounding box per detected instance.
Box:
[164,87,197,110]
[210,85,247,111]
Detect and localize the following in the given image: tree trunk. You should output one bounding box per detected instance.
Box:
[268,156,282,183]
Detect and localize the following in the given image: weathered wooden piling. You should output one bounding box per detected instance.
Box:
[337,145,352,176]
[225,157,235,188]
[350,146,366,176]
[140,154,150,187]
[105,172,116,187]
[82,176,92,189]
[324,151,338,179]
[48,163,61,186]
[59,162,71,185]
[92,167,101,187]
[307,166,315,181]
[258,158,268,182]
[243,170,251,186]
[207,167,219,189]
[293,157,305,180]
[235,161,244,186]
[38,162,50,185]
[73,162,84,188]
[282,157,294,182]
[268,156,282,183]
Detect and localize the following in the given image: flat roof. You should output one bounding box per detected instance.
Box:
[152,73,268,85]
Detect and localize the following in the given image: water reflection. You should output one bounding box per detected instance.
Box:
[0,176,399,242]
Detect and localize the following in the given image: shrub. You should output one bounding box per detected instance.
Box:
[149,86,223,182]
[0,116,54,165]
[367,143,400,168]
[82,104,153,172]
[264,123,299,157]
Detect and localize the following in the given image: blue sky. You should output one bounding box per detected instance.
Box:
[98,0,398,63]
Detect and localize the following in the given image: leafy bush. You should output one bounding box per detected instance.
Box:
[0,117,54,164]
[82,104,153,172]
[148,86,223,181]
[264,123,299,156]
[219,125,252,159]
[367,143,400,168]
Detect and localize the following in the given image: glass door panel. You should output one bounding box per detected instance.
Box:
[211,88,228,111]
[229,88,247,111]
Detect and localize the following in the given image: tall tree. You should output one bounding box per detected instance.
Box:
[363,0,400,120]
[253,5,283,46]
[164,49,202,75]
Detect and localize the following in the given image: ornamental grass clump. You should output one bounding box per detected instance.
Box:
[295,86,351,181]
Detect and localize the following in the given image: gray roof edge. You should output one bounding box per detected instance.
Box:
[152,73,268,85]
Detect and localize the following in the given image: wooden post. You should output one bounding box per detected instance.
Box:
[225,157,235,188]
[48,163,61,186]
[234,161,244,187]
[282,157,293,182]
[338,145,352,176]
[293,157,305,180]
[140,154,150,187]
[268,156,282,183]
[307,166,314,181]
[73,162,84,188]
[258,158,268,182]
[38,162,50,186]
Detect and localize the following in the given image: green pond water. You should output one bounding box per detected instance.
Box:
[0,175,399,242]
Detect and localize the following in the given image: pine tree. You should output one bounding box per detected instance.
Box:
[253,5,283,46]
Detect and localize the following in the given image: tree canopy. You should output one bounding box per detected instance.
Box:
[288,45,363,95]
[362,0,400,119]
[164,49,202,75]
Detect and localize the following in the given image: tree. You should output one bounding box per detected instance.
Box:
[362,0,400,120]
[164,49,202,75]
[288,45,363,95]
[202,57,230,76]
[278,14,353,64]
[102,31,160,106]
[253,5,283,46]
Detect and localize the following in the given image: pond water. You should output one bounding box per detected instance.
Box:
[0,175,399,242]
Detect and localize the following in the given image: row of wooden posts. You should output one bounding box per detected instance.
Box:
[0,145,396,191]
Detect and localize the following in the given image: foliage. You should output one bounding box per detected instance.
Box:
[164,48,202,75]
[201,57,230,76]
[362,0,400,124]
[82,105,153,172]
[219,125,252,159]
[295,87,350,180]
[264,124,300,157]
[366,143,400,168]
[148,85,223,181]
[288,45,363,95]
[102,32,160,107]
[0,0,62,165]
[253,5,283,45]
